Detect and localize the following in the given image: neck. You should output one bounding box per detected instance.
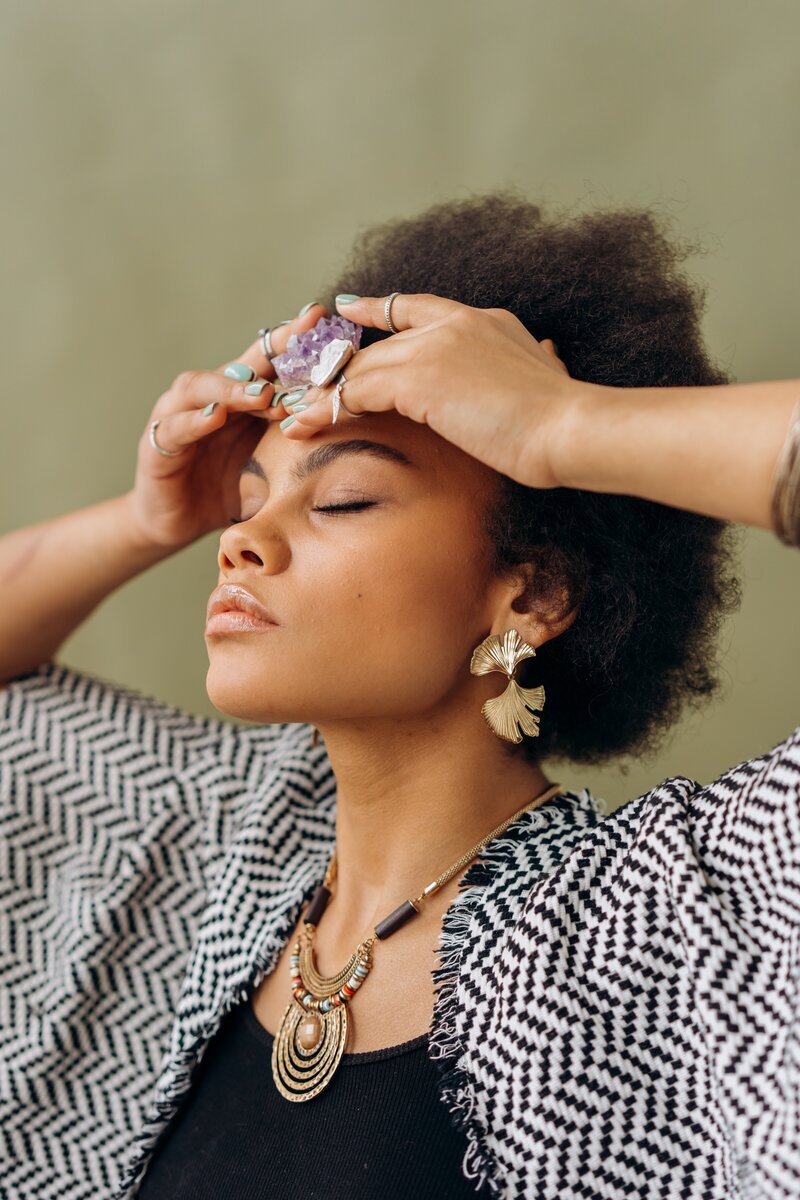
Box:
[313,707,555,945]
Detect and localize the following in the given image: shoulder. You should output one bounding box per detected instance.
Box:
[0,659,325,845]
[0,658,266,754]
[457,751,799,1194]
[0,659,333,928]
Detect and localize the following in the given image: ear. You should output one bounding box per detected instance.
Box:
[491,563,579,651]
[512,598,578,652]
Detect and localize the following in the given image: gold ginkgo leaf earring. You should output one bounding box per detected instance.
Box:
[469,629,546,744]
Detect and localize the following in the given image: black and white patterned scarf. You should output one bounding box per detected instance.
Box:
[1,663,797,1198]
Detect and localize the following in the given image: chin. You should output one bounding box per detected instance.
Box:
[205,665,262,723]
[204,662,296,725]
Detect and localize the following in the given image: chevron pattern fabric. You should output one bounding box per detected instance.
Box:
[0,661,798,1199]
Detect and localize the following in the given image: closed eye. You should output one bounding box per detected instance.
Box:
[314,502,377,516]
[228,501,376,525]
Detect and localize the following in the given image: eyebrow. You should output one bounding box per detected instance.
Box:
[238,439,418,486]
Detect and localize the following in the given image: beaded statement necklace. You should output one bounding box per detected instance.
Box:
[271,781,564,1101]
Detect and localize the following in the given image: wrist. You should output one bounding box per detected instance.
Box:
[115,492,181,567]
[547,381,624,491]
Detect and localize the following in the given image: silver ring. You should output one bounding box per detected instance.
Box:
[257,319,292,360]
[330,372,364,425]
[384,292,400,334]
[149,419,183,457]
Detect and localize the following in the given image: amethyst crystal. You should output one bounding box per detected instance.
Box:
[271,315,363,387]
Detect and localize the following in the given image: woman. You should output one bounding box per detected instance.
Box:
[1,194,797,1200]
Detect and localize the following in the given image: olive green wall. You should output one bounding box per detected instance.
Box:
[2,1,798,811]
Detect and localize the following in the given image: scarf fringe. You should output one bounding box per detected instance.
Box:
[428,814,552,1197]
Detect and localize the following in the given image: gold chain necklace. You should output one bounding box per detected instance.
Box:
[271,781,564,1101]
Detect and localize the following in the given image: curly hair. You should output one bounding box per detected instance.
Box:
[320,191,743,768]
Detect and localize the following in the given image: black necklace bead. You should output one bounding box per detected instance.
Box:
[374,900,420,940]
[303,884,331,926]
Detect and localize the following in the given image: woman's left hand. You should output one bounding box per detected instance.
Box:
[278,293,590,489]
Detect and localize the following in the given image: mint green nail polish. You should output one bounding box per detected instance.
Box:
[244,380,267,396]
[224,363,256,382]
[279,413,298,430]
[203,402,217,417]
[298,301,318,317]
[287,401,311,413]
[271,389,289,408]
[336,294,360,306]
[283,386,310,407]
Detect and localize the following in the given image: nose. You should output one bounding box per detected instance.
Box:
[217,523,289,574]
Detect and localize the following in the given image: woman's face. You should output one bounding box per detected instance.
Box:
[205,410,505,728]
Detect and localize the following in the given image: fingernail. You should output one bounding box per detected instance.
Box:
[286,401,311,413]
[203,402,218,417]
[298,301,319,317]
[279,413,298,430]
[271,389,289,408]
[224,363,256,382]
[244,379,268,396]
[282,386,310,407]
[335,294,360,306]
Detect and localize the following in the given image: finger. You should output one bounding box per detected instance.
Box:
[276,331,409,412]
[153,369,278,420]
[277,337,413,435]
[334,292,464,334]
[218,301,329,380]
[143,401,238,459]
[279,367,398,438]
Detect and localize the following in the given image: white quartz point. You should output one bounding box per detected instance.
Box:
[310,338,354,388]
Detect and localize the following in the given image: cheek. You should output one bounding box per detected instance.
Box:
[206,506,490,724]
[318,513,486,661]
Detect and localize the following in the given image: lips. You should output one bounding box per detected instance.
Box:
[206,584,278,625]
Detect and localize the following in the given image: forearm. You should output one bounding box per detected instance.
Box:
[0,492,173,681]
[557,378,800,531]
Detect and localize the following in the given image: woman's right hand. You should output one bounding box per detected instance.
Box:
[125,304,326,550]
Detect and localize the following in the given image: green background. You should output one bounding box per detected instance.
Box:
[2,1,798,811]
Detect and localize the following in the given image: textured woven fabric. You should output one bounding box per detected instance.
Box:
[0,661,798,1199]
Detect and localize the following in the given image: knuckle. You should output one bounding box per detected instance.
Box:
[440,317,463,346]
[174,369,200,393]
[450,307,473,330]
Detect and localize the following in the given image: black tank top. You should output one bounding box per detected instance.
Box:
[136,996,478,1198]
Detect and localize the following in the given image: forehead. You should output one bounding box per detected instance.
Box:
[250,410,496,497]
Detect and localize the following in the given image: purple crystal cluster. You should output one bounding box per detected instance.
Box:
[271,315,363,387]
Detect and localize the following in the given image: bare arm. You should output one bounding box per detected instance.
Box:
[0,493,173,683]
[552,377,800,532]
[0,307,325,687]
[288,295,800,540]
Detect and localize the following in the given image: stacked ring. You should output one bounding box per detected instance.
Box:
[257,327,275,358]
[257,319,292,360]
[384,292,400,334]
